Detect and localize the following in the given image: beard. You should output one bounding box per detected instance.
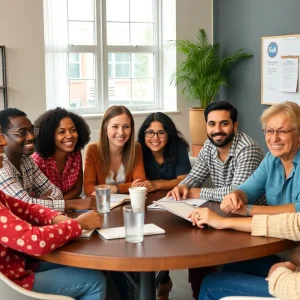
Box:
[207,131,235,148]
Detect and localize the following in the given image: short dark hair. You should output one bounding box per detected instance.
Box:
[0,108,27,133]
[138,112,189,163]
[204,101,238,123]
[34,107,91,158]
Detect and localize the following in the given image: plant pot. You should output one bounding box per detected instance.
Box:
[189,107,207,145]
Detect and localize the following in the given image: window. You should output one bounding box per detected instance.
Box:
[69,53,81,79]
[44,0,169,114]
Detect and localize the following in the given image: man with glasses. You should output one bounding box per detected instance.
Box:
[0,108,94,211]
[167,101,265,299]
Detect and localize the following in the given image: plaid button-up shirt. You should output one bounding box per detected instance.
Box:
[180,131,265,203]
[0,155,65,211]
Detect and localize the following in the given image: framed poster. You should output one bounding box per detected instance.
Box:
[261,34,300,105]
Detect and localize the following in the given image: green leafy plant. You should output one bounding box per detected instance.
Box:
[166,29,253,108]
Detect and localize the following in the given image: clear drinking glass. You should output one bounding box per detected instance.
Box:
[123,205,144,243]
[95,185,111,213]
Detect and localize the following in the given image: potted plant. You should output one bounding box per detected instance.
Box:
[166,29,253,146]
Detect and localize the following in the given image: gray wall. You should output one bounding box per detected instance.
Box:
[213,0,300,152]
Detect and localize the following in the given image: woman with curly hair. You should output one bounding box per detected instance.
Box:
[138,112,191,192]
[84,105,146,196]
[33,107,90,199]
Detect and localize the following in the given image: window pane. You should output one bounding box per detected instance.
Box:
[108,63,113,77]
[108,79,131,101]
[130,23,153,45]
[107,23,129,45]
[69,21,95,45]
[132,53,154,77]
[108,53,130,78]
[132,79,154,102]
[106,0,129,22]
[68,0,95,21]
[69,53,95,79]
[69,53,80,63]
[115,64,130,78]
[70,79,96,108]
[130,0,153,22]
[115,53,130,62]
[69,63,80,78]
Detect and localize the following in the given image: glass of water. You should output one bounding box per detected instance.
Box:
[95,185,110,214]
[123,205,145,243]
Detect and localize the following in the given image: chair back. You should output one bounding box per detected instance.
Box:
[0,272,75,300]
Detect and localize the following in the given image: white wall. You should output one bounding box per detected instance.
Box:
[0,0,46,115]
[0,0,213,146]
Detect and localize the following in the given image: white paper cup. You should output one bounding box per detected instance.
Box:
[129,187,146,212]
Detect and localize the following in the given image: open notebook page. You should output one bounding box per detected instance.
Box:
[152,201,194,222]
[110,194,130,209]
[148,196,208,210]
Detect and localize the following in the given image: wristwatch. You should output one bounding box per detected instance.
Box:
[245,204,253,217]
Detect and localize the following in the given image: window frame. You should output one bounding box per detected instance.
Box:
[66,0,163,115]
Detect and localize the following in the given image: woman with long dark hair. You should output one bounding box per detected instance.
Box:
[138,112,191,192]
[138,112,191,299]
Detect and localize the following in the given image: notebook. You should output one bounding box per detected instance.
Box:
[97,223,165,240]
[110,194,130,209]
[148,196,208,210]
[152,201,195,222]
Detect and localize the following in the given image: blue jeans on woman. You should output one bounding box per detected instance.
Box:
[198,255,280,300]
[32,262,106,300]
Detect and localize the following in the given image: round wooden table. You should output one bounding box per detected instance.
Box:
[38,191,295,299]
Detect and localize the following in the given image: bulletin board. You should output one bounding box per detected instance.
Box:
[261,34,300,105]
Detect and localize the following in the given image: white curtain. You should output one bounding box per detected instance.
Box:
[43,0,69,109]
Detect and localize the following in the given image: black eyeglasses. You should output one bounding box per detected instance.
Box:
[6,128,39,138]
[144,130,167,138]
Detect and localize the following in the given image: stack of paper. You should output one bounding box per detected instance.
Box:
[98,223,165,240]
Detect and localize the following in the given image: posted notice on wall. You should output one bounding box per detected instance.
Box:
[280,56,298,93]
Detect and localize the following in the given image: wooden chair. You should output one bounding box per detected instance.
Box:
[0,272,75,300]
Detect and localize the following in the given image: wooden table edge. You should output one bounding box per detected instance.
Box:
[38,239,295,271]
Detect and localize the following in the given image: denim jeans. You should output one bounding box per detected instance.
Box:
[32,262,106,300]
[198,271,273,300]
[198,255,280,300]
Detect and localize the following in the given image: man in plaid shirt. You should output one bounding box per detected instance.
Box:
[167,101,265,299]
[0,108,95,212]
[168,101,264,203]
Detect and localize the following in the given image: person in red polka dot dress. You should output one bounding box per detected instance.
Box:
[0,133,106,299]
